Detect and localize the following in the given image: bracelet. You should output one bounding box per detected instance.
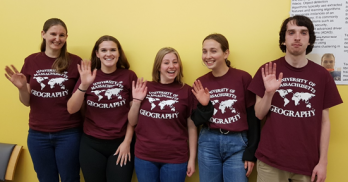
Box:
[133,98,143,102]
[78,88,87,92]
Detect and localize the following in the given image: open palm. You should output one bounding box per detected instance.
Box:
[132,78,147,101]
[78,60,96,88]
[5,65,27,90]
[192,80,210,106]
[262,62,283,93]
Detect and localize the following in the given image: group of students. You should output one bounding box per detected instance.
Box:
[4,15,342,182]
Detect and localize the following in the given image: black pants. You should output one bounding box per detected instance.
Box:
[79,133,135,182]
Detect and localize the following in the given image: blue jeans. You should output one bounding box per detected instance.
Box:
[198,127,248,182]
[134,156,187,182]
[27,128,81,182]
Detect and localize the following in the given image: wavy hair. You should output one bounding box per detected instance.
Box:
[279,15,316,54]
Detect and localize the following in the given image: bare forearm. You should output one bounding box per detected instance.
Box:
[123,123,134,144]
[319,109,330,165]
[67,88,86,114]
[187,118,197,162]
[19,84,30,106]
[128,100,141,126]
[255,93,274,120]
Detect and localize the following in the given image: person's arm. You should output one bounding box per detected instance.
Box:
[114,123,134,166]
[128,78,147,126]
[311,108,330,182]
[254,62,283,120]
[242,105,261,177]
[186,117,197,177]
[67,84,88,114]
[5,65,31,106]
[191,101,214,126]
[18,83,30,106]
[255,94,273,120]
[67,60,96,114]
[191,80,214,126]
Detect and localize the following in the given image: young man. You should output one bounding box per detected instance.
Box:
[248,15,342,182]
[321,53,341,81]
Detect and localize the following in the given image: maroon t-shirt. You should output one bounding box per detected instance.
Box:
[135,81,194,163]
[248,57,343,176]
[197,68,255,132]
[20,52,82,132]
[73,69,137,140]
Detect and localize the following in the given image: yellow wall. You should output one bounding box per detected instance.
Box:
[0,0,346,181]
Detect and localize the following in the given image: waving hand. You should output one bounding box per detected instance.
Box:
[262,62,283,94]
[5,65,27,90]
[77,60,97,89]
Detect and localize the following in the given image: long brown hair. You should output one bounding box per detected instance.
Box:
[91,35,130,70]
[152,47,184,84]
[41,18,70,73]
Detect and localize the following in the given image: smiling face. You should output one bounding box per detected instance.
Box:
[202,39,229,70]
[96,41,119,72]
[284,21,310,56]
[41,25,67,53]
[159,52,180,84]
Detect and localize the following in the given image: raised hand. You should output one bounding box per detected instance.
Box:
[77,60,97,89]
[5,65,27,90]
[132,78,147,102]
[192,80,210,106]
[262,62,283,94]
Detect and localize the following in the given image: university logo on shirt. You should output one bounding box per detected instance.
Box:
[271,77,316,118]
[31,69,69,98]
[140,91,179,119]
[209,88,241,124]
[87,80,126,109]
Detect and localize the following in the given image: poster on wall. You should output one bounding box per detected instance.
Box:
[290,0,348,85]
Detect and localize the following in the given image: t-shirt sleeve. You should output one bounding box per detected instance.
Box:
[248,66,266,98]
[129,71,138,101]
[187,85,194,118]
[71,54,82,78]
[73,78,82,93]
[323,71,343,109]
[244,73,256,108]
[20,57,31,83]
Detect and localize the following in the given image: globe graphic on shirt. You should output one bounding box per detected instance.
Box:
[276,89,315,108]
[211,99,237,115]
[92,88,123,101]
[33,77,68,90]
[147,97,178,111]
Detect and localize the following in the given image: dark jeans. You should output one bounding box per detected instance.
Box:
[134,156,187,182]
[79,133,135,182]
[27,127,81,182]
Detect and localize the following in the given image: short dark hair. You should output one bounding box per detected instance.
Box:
[279,15,316,54]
